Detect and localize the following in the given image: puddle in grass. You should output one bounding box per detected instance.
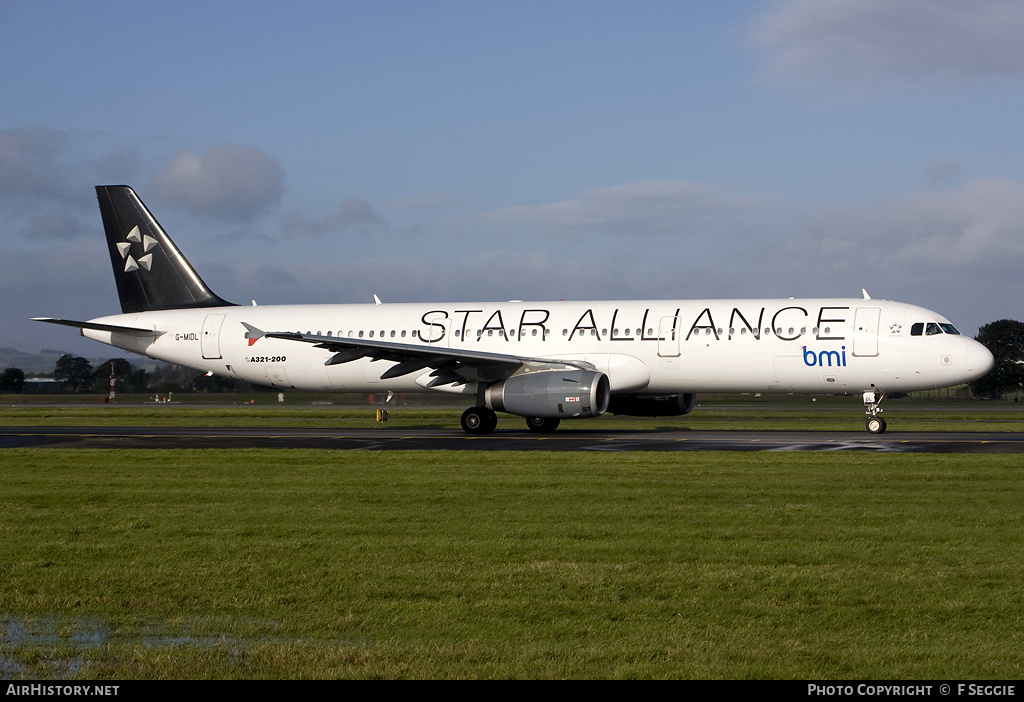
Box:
[2,617,234,678]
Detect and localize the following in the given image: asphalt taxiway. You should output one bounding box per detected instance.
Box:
[2,426,1022,452]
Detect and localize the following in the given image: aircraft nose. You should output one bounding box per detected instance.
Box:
[965,339,994,380]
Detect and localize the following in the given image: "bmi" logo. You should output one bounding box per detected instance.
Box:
[803,346,847,367]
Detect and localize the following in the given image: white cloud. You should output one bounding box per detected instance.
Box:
[281,197,387,238]
[151,144,285,219]
[751,0,1024,87]
[0,126,74,205]
[880,178,1024,267]
[0,127,125,237]
[236,177,1021,326]
[219,249,690,307]
[18,175,1024,357]
[926,160,962,186]
[725,177,1024,330]
[386,193,466,210]
[21,212,85,241]
[477,180,777,236]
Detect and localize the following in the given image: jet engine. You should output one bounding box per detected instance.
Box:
[485,369,610,419]
[607,392,697,417]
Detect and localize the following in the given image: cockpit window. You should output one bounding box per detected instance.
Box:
[911,321,961,336]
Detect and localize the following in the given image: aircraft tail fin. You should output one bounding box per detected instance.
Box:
[96,185,235,313]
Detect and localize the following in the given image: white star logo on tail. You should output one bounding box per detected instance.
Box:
[117,225,159,272]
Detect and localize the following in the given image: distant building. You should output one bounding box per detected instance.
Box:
[23,378,67,393]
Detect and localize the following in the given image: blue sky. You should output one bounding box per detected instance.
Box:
[3,0,1023,356]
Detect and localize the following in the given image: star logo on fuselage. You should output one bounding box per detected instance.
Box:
[116,225,159,273]
[890,323,903,335]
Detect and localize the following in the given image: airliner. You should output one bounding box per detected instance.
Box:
[35,185,994,434]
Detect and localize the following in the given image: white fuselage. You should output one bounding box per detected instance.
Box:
[81,298,992,397]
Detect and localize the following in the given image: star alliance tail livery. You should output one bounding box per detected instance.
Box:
[36,185,994,434]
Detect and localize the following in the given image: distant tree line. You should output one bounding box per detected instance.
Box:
[1,354,258,394]
[969,319,1024,400]
[0,367,26,392]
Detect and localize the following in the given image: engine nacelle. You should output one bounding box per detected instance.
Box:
[486,369,611,419]
[607,392,697,417]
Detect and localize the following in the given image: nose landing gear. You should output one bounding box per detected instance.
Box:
[864,391,887,434]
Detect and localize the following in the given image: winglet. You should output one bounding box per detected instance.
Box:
[862,289,872,300]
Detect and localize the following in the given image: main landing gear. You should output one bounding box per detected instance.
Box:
[525,416,560,433]
[460,407,562,434]
[461,406,497,434]
[864,391,886,434]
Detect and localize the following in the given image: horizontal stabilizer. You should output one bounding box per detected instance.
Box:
[31,317,164,336]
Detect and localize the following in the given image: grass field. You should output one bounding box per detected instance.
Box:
[3,393,1024,433]
[2,447,1023,679]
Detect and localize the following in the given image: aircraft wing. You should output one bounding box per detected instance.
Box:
[242,322,588,387]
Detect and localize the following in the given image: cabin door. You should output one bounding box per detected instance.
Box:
[853,307,881,357]
[201,314,226,360]
[658,316,680,358]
